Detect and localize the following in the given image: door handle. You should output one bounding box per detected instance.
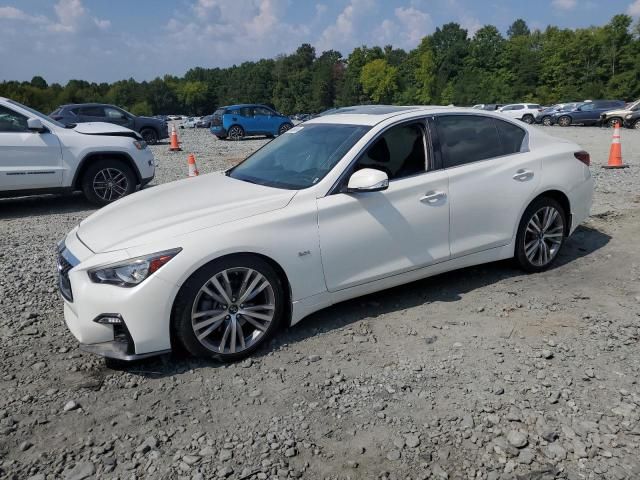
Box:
[420,191,446,204]
[513,169,534,182]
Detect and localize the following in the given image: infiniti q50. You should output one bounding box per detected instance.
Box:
[57,105,593,362]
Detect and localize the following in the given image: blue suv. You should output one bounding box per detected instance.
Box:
[210,104,293,140]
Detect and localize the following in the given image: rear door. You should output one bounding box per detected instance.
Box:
[435,114,541,257]
[78,105,106,123]
[253,106,275,134]
[0,105,63,190]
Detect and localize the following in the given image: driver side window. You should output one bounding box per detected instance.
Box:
[353,122,427,181]
[0,106,28,132]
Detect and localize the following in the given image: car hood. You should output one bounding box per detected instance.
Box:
[603,108,630,116]
[76,174,296,253]
[73,122,140,138]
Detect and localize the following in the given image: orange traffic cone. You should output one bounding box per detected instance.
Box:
[187,154,199,177]
[602,121,628,169]
[169,124,182,152]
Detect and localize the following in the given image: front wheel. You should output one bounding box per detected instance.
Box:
[634,120,640,130]
[141,128,158,144]
[81,159,136,205]
[606,118,622,128]
[278,123,293,135]
[542,116,553,126]
[557,116,572,127]
[522,114,534,124]
[515,197,566,272]
[172,255,286,361]
[228,125,245,141]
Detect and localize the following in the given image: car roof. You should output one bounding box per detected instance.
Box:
[224,104,273,109]
[304,105,495,126]
[59,103,116,109]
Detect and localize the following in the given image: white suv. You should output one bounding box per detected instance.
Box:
[498,103,541,124]
[0,97,155,205]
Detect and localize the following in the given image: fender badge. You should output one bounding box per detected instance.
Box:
[298,250,311,257]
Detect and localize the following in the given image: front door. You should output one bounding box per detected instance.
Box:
[0,105,62,190]
[317,121,450,291]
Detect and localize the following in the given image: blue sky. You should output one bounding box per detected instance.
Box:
[1,0,639,83]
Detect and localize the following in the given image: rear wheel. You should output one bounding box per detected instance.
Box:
[228,125,244,141]
[542,116,552,126]
[278,123,293,135]
[557,115,572,127]
[172,255,286,361]
[515,197,566,272]
[81,159,136,205]
[522,114,534,124]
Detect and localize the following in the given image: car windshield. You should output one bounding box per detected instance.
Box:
[8,99,66,128]
[228,123,370,190]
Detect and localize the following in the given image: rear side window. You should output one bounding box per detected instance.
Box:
[436,115,503,168]
[79,106,104,117]
[527,104,540,109]
[240,107,254,117]
[495,119,526,155]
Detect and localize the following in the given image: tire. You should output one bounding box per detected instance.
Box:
[278,123,293,135]
[522,114,534,124]
[81,159,137,205]
[557,115,572,127]
[634,120,640,130]
[542,116,552,126]
[228,125,245,140]
[606,117,623,128]
[141,128,159,144]
[515,197,567,273]
[172,255,286,361]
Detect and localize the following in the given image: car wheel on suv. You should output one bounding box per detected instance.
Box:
[522,114,534,124]
[634,119,640,130]
[542,116,553,126]
[606,117,623,128]
[557,115,572,127]
[228,125,245,141]
[278,123,293,135]
[140,128,158,145]
[81,159,137,205]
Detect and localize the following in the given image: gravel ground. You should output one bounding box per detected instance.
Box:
[0,124,639,480]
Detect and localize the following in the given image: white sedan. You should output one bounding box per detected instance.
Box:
[58,105,593,362]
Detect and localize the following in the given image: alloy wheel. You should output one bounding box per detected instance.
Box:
[523,206,564,267]
[228,126,244,140]
[542,117,552,126]
[278,124,292,135]
[558,116,571,127]
[191,267,276,354]
[92,168,129,202]
[634,120,640,130]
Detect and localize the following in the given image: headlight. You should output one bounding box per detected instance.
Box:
[133,140,147,150]
[88,248,181,287]
[626,114,632,119]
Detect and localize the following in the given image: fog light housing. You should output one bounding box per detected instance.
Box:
[93,314,124,325]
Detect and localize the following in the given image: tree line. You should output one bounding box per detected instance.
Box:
[2,15,639,116]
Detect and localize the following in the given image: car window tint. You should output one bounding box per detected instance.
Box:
[254,107,272,116]
[581,104,594,111]
[0,105,28,132]
[528,104,540,109]
[79,106,105,117]
[69,108,80,115]
[105,107,125,119]
[354,123,427,181]
[437,115,503,168]
[240,107,254,117]
[495,119,526,155]
[512,105,524,110]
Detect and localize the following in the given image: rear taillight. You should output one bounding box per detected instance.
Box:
[574,151,590,166]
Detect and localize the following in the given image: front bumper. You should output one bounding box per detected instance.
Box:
[58,238,179,360]
[210,126,227,137]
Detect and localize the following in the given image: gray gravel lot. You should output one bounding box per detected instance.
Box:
[0,124,639,480]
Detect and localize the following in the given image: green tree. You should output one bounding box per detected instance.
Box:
[360,59,398,103]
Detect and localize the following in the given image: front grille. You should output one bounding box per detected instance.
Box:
[57,244,77,302]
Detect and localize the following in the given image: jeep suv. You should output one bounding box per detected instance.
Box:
[210,104,293,140]
[600,99,640,128]
[51,103,169,145]
[1,97,155,205]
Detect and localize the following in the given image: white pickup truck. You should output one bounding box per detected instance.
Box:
[0,97,155,205]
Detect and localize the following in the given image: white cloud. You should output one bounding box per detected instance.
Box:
[317,0,374,51]
[552,0,577,11]
[628,0,640,16]
[0,6,47,23]
[373,6,432,48]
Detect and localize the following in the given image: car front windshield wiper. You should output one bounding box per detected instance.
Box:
[65,123,77,129]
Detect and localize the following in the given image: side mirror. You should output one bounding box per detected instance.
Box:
[27,118,45,132]
[346,168,389,193]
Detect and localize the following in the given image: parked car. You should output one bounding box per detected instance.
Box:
[179,117,200,129]
[535,103,580,126]
[623,110,640,129]
[549,100,626,127]
[0,97,155,205]
[497,104,542,124]
[600,99,640,128]
[210,104,294,140]
[57,105,593,362]
[51,103,169,144]
[197,115,213,128]
[471,104,504,111]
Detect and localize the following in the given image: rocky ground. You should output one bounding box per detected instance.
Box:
[0,124,639,480]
